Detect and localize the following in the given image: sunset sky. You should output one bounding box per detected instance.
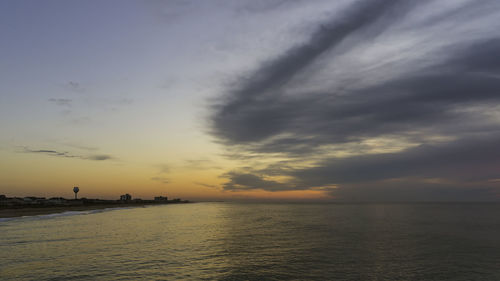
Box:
[1,0,500,201]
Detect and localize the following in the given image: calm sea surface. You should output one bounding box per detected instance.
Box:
[1,202,500,280]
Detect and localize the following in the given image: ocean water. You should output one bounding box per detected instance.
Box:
[1,202,499,280]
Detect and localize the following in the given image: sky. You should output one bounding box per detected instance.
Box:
[1,0,500,201]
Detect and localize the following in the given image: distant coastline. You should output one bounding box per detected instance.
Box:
[0,195,190,218]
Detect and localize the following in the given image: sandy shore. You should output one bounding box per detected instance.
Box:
[0,203,157,218]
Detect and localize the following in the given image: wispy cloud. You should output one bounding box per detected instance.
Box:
[194,182,218,188]
[65,81,85,93]
[150,164,171,184]
[23,148,113,161]
[25,149,78,158]
[61,142,98,151]
[184,159,222,170]
[151,176,170,184]
[48,98,72,107]
[87,155,112,161]
[154,164,170,174]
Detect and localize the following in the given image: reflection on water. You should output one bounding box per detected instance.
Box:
[1,203,500,280]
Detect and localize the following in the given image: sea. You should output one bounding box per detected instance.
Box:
[1,202,499,280]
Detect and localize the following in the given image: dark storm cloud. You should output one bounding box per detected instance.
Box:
[222,136,500,196]
[291,136,500,186]
[213,38,500,155]
[210,0,500,199]
[23,148,113,161]
[212,0,402,145]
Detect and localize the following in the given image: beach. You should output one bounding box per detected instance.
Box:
[0,203,179,218]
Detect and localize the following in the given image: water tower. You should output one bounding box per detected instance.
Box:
[73,186,79,200]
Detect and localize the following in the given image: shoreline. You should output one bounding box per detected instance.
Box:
[0,203,187,219]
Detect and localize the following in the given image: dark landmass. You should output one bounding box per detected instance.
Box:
[0,195,190,218]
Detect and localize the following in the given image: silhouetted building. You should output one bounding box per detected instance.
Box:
[48,197,66,204]
[120,194,132,201]
[23,197,46,204]
[0,195,6,200]
[154,196,168,201]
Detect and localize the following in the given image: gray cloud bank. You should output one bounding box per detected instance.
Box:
[210,0,500,200]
